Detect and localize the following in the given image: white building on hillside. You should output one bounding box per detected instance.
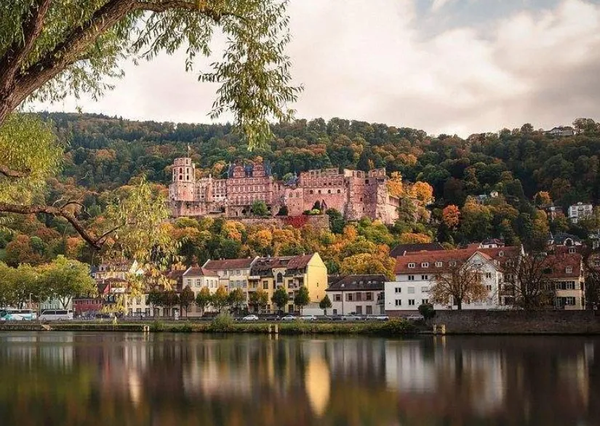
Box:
[568,202,593,223]
[385,246,522,316]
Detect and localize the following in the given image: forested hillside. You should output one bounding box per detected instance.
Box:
[43,112,600,210]
[1,112,598,273]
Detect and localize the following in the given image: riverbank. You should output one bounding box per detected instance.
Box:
[0,319,420,336]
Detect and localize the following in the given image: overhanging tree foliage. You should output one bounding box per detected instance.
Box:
[0,0,299,250]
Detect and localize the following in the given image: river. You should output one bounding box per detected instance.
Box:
[0,332,599,425]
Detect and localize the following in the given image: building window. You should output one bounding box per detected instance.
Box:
[408,263,416,268]
[435,262,443,267]
[366,292,372,301]
[408,287,415,294]
[421,286,428,293]
[276,273,283,283]
[395,287,401,293]
[422,299,429,305]
[334,294,341,302]
[408,299,415,306]
[565,266,573,274]
[449,261,457,267]
[486,285,492,291]
[346,293,353,302]
[408,275,415,281]
[499,251,504,257]
[421,262,429,268]
[421,275,428,280]
[485,273,492,279]
[395,300,402,306]
[262,281,269,290]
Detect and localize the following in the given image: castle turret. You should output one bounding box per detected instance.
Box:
[169,157,196,202]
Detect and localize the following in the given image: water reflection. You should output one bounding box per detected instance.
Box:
[0,332,599,426]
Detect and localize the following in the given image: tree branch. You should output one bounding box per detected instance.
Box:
[6,0,243,117]
[0,202,102,250]
[0,0,52,95]
[134,0,245,21]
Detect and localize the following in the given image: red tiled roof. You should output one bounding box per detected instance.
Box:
[183,267,219,277]
[542,252,582,279]
[204,258,256,270]
[393,246,521,274]
[252,254,314,271]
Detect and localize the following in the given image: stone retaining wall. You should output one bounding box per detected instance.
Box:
[432,310,600,334]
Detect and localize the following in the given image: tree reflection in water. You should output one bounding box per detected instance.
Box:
[0,332,599,426]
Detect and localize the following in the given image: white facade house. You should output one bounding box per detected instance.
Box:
[325,274,386,316]
[385,247,521,316]
[568,202,593,223]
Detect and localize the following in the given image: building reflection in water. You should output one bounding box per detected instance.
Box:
[0,332,599,426]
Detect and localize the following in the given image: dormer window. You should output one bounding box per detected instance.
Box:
[499,251,504,257]
[408,262,416,269]
[421,262,429,268]
[566,266,573,274]
[568,247,576,254]
[449,261,457,267]
[435,262,443,267]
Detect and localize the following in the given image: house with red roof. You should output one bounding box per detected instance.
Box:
[385,246,522,316]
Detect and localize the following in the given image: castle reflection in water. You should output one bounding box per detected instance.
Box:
[0,333,599,426]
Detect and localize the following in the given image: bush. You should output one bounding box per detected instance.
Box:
[151,319,165,332]
[209,312,234,332]
[418,303,436,320]
[372,319,417,336]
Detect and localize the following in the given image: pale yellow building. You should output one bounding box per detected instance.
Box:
[248,253,328,313]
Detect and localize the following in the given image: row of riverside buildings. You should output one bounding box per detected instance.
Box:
[74,234,592,317]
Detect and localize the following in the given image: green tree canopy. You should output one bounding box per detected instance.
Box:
[195,286,212,314]
[40,255,96,309]
[293,285,310,311]
[271,287,288,313]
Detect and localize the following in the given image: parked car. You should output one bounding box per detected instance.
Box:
[282,315,297,321]
[242,314,259,321]
[300,315,317,321]
[405,315,422,321]
[371,315,389,321]
[342,315,361,321]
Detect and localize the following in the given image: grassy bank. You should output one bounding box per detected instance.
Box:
[1,319,420,336]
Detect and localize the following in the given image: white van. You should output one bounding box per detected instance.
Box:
[39,309,73,321]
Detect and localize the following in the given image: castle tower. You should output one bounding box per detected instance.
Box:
[169,157,196,202]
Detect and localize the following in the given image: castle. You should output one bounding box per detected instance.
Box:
[168,157,400,224]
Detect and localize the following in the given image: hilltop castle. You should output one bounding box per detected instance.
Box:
[168,157,400,224]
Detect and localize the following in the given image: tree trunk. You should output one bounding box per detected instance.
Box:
[457,299,462,310]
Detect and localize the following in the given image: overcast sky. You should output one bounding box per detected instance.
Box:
[33,0,600,136]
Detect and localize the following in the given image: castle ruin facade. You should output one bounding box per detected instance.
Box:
[168,157,400,224]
